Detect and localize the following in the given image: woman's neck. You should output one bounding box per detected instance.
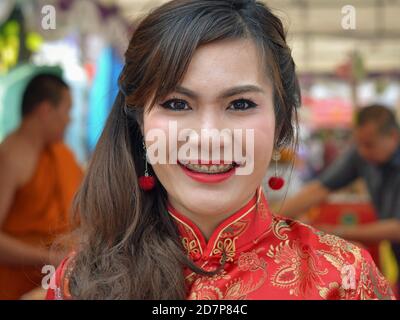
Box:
[168,191,255,241]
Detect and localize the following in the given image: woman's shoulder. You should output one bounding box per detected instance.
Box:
[267,215,395,300]
[270,214,360,253]
[46,253,76,300]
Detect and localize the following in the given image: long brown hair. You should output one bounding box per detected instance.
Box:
[68,0,301,299]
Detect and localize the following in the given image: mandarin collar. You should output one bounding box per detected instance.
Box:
[167,186,272,264]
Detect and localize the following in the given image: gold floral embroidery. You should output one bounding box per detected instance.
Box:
[200,270,231,284]
[224,252,267,299]
[237,249,265,272]
[212,238,236,263]
[316,233,362,274]
[271,217,291,240]
[314,229,394,299]
[188,284,224,300]
[224,274,266,300]
[208,187,263,262]
[317,232,362,260]
[168,212,204,256]
[267,240,328,296]
[211,220,249,263]
[168,189,395,300]
[182,237,201,258]
[356,256,394,300]
[318,282,346,300]
[188,249,268,300]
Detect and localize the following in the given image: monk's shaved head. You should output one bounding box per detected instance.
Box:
[21,73,69,118]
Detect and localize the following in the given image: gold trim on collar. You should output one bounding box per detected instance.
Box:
[168,186,263,259]
[209,186,262,257]
[168,210,204,255]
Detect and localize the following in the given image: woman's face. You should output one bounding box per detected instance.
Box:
[143,39,275,222]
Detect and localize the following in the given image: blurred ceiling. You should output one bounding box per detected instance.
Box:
[104,0,400,73]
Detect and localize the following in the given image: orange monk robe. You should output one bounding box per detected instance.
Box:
[0,142,83,299]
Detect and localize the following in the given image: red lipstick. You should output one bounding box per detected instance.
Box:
[178,160,236,184]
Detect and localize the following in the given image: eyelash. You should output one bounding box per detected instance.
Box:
[159,97,258,111]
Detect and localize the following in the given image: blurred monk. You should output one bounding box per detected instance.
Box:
[0,73,83,299]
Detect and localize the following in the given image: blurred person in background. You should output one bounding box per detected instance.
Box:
[280,104,400,292]
[0,73,83,299]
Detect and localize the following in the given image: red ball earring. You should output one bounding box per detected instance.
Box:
[138,140,155,191]
[268,150,285,190]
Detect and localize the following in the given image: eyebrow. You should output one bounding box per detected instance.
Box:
[174,85,265,100]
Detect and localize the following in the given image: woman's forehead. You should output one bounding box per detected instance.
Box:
[177,39,271,96]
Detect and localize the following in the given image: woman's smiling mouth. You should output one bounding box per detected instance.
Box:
[177,160,240,183]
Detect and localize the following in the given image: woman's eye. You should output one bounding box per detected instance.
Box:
[159,99,190,111]
[228,99,258,111]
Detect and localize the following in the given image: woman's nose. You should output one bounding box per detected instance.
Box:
[194,110,233,157]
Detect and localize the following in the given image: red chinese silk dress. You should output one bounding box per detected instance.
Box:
[46,186,395,300]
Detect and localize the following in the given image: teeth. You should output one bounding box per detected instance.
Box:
[184,163,234,174]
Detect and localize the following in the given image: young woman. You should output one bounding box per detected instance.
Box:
[46,0,394,300]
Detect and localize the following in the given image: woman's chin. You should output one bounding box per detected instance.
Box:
[163,169,261,217]
[171,187,242,216]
